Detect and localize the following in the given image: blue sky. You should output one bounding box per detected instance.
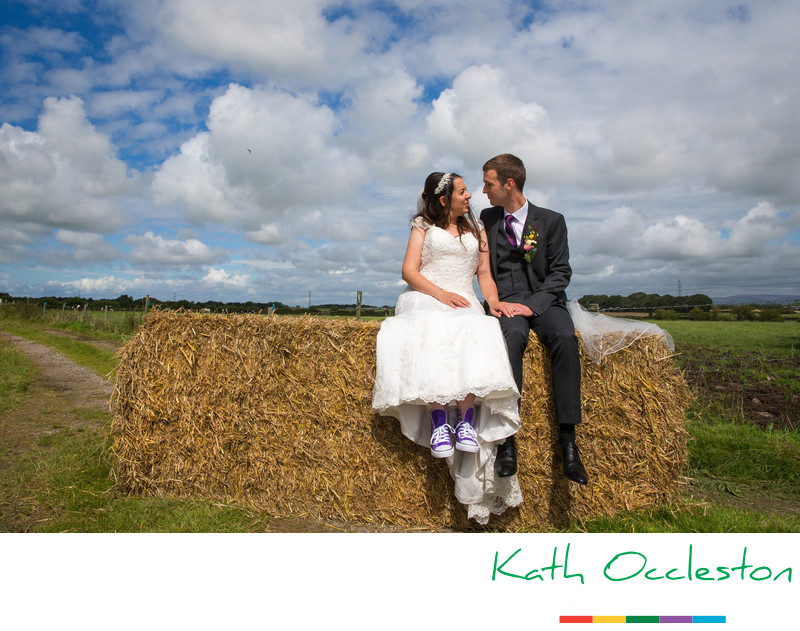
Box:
[2,0,799,306]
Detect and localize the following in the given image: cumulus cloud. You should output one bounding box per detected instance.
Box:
[345,69,421,136]
[340,68,429,178]
[581,202,787,262]
[0,96,134,233]
[426,65,576,180]
[152,83,367,228]
[57,275,125,295]
[245,224,282,245]
[55,230,122,262]
[125,231,226,266]
[142,0,367,86]
[202,267,250,287]
[501,1,800,201]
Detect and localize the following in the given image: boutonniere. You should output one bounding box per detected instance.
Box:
[523,227,538,262]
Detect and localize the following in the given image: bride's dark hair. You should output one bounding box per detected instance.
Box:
[415,172,483,247]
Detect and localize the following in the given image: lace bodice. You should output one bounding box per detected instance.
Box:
[413,216,483,295]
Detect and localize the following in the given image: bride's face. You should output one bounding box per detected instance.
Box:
[445,177,471,220]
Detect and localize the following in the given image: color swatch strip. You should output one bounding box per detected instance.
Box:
[560,616,726,624]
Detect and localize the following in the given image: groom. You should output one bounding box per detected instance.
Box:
[480,153,588,485]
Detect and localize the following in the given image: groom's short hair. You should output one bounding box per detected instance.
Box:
[483,153,526,192]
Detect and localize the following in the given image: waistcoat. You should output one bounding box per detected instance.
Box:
[494,222,534,301]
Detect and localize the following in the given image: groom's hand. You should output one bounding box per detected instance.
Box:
[490,301,517,318]
[503,303,533,318]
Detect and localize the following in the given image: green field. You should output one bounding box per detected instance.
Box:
[657,319,799,357]
[1,307,798,532]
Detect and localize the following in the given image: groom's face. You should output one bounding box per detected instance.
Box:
[482,169,509,207]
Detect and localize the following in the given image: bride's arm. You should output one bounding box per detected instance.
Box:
[402,227,470,308]
[476,230,516,318]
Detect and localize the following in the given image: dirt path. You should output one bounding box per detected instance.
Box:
[0,332,113,450]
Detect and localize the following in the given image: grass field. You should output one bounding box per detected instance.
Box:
[1,307,798,532]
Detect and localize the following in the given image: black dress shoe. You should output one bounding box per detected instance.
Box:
[560,441,588,485]
[495,435,517,478]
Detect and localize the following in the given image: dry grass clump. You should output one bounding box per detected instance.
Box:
[111,311,691,531]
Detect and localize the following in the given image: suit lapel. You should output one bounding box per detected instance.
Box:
[522,202,538,285]
[521,201,537,243]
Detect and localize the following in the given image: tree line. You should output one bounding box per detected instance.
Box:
[0,293,394,315]
[577,292,713,311]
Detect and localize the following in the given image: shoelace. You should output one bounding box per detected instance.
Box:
[455,421,477,444]
[431,424,453,448]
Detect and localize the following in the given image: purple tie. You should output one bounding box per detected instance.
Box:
[505,214,517,247]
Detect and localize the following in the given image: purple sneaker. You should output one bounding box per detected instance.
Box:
[455,407,479,453]
[455,424,479,453]
[430,409,454,458]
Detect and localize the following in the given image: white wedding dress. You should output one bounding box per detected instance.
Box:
[372,217,522,524]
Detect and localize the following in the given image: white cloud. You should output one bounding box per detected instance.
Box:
[426,65,576,180]
[151,132,242,224]
[346,69,421,135]
[245,224,282,245]
[727,202,785,256]
[152,83,367,228]
[58,275,123,295]
[340,68,429,178]
[0,96,134,233]
[55,230,122,262]
[202,267,250,287]
[124,231,226,266]
[144,0,366,85]
[579,202,787,264]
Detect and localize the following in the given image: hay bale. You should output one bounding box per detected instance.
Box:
[110,311,691,530]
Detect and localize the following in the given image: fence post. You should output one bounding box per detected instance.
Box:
[43,301,47,315]
[356,291,362,320]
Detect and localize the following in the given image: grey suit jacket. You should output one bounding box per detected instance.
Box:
[480,201,572,316]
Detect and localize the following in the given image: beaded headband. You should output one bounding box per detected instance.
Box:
[434,173,451,194]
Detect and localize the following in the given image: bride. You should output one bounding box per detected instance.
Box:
[372,172,523,524]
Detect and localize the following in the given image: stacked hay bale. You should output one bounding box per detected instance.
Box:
[111,311,691,530]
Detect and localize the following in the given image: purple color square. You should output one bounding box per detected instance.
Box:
[660,616,693,623]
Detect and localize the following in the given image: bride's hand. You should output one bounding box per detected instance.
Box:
[436,291,471,308]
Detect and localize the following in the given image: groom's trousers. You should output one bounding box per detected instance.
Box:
[498,302,582,425]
